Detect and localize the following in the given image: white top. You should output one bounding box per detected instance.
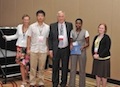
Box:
[5,24,29,47]
[85,30,89,38]
[27,22,50,53]
[58,22,68,48]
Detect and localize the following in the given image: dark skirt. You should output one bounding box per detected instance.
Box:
[92,59,110,78]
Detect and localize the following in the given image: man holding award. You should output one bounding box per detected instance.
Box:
[69,18,90,87]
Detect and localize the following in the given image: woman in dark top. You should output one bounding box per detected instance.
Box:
[92,23,111,87]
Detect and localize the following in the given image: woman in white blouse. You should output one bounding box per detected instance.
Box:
[4,14,30,86]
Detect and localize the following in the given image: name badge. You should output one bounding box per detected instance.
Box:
[72,41,79,46]
[59,35,64,40]
[38,36,44,42]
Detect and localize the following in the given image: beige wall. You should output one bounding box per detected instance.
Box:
[0,0,120,80]
[0,0,2,26]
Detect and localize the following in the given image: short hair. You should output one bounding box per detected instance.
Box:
[75,18,83,24]
[57,11,65,16]
[36,10,45,16]
[22,14,30,19]
[98,23,107,33]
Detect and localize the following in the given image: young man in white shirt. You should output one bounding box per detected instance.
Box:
[27,10,49,87]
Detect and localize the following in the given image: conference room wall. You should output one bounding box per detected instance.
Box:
[0,0,120,80]
[0,0,2,26]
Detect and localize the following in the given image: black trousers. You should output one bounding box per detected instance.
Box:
[52,47,70,87]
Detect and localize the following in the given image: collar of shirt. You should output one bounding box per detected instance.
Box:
[36,22,45,28]
[58,22,65,26]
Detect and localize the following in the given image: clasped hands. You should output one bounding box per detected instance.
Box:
[93,53,99,59]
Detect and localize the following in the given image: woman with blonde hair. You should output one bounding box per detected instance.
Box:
[92,23,111,87]
[4,14,30,86]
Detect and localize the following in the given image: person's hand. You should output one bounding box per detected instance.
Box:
[80,46,85,51]
[49,50,53,58]
[2,35,7,39]
[93,54,99,59]
[70,44,73,50]
[15,58,20,64]
[27,49,30,55]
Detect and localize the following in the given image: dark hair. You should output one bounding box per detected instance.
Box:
[98,23,107,33]
[75,18,83,24]
[22,14,30,19]
[36,10,45,16]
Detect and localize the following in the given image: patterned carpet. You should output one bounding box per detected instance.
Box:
[44,69,119,87]
[0,69,119,87]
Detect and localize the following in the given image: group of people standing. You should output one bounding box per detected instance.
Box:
[3,10,111,87]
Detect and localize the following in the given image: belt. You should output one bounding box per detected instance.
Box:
[98,56,110,60]
[58,46,68,49]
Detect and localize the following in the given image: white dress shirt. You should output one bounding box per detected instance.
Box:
[58,22,68,48]
[5,24,28,47]
[27,22,49,53]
